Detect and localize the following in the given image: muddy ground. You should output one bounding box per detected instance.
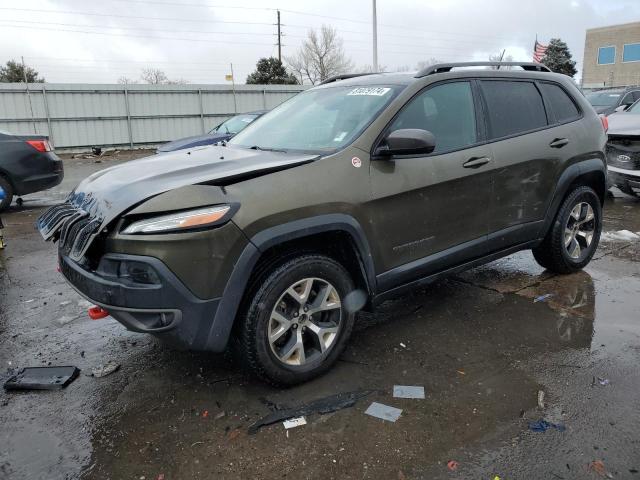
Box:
[1,151,639,480]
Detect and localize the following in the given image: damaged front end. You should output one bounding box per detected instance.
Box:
[606,135,640,196]
[35,145,318,351]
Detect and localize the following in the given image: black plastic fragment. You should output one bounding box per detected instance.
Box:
[3,366,80,391]
[248,390,373,434]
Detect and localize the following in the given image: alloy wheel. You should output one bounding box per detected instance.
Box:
[564,202,595,260]
[268,277,342,366]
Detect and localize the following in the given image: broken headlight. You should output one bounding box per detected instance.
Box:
[122,205,231,234]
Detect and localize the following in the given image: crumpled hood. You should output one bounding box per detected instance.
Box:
[67,144,317,228]
[157,133,230,152]
[607,113,640,136]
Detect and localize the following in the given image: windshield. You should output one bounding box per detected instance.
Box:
[210,114,259,135]
[229,85,402,154]
[586,91,622,107]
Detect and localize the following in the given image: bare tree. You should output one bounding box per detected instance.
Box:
[117,76,138,85]
[140,68,169,84]
[488,52,513,69]
[286,25,354,85]
[359,64,388,73]
[415,58,442,71]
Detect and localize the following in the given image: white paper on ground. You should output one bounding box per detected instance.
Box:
[364,402,403,422]
[282,416,307,429]
[393,385,425,399]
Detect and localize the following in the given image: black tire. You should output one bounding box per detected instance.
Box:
[237,254,355,386]
[0,176,13,212]
[532,186,602,274]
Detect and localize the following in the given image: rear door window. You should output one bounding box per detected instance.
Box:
[388,81,477,154]
[538,82,580,123]
[480,80,548,139]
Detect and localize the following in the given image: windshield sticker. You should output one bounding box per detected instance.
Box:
[347,87,391,96]
[333,131,348,142]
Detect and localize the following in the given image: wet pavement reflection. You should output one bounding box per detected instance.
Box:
[1,155,639,479]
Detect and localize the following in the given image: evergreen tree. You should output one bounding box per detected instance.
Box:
[0,60,44,83]
[541,38,577,77]
[246,57,298,85]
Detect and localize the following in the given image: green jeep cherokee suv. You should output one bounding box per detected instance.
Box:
[38,62,607,385]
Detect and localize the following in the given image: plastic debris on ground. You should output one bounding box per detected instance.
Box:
[600,230,640,242]
[598,377,610,386]
[248,390,372,434]
[365,402,403,422]
[282,416,307,429]
[399,342,407,348]
[447,460,459,471]
[3,366,80,391]
[537,390,545,409]
[589,460,612,478]
[534,293,554,303]
[393,385,425,399]
[528,418,566,432]
[91,362,120,378]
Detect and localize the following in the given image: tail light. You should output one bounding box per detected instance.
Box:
[25,139,52,152]
[599,114,608,133]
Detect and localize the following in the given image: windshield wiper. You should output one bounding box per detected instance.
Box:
[249,145,288,153]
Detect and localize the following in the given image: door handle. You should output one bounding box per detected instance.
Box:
[549,138,569,148]
[463,156,490,169]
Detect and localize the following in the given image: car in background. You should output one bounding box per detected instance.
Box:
[157,110,267,153]
[605,99,640,197]
[585,87,640,116]
[0,129,63,211]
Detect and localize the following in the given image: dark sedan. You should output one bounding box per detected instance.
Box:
[0,130,63,211]
[157,110,267,153]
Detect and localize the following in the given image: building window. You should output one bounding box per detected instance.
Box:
[597,46,616,65]
[623,43,640,63]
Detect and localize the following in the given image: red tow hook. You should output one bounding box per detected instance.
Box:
[88,306,109,320]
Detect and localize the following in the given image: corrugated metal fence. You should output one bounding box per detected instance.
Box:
[0,83,307,149]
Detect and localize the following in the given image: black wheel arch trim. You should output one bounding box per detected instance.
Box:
[538,156,606,238]
[204,214,376,351]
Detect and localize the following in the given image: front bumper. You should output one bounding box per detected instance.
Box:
[59,252,222,351]
[607,165,640,194]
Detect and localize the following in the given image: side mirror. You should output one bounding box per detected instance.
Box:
[375,129,436,158]
[614,105,628,113]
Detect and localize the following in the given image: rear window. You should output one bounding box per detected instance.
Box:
[539,83,580,123]
[481,80,547,139]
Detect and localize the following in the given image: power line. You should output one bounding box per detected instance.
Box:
[0,23,275,46]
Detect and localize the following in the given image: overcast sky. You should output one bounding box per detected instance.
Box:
[0,0,638,84]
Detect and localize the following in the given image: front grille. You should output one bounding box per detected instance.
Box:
[606,137,640,170]
[37,201,103,262]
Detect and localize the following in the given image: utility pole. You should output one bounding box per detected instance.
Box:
[230,63,237,114]
[21,56,37,133]
[277,10,282,62]
[372,0,378,72]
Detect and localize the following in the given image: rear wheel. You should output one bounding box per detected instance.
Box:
[0,176,13,212]
[532,186,601,273]
[237,254,355,386]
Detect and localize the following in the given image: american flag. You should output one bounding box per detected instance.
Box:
[533,39,548,63]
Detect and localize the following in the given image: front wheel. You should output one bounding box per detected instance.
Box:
[532,186,602,274]
[237,254,356,386]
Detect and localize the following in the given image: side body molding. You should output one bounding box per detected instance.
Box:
[205,214,376,351]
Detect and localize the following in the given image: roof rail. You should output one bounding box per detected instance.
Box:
[319,72,378,85]
[415,62,551,78]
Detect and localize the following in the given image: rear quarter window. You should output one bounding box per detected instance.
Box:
[538,83,581,123]
[480,80,548,139]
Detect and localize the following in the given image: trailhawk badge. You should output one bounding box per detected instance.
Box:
[351,157,362,168]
